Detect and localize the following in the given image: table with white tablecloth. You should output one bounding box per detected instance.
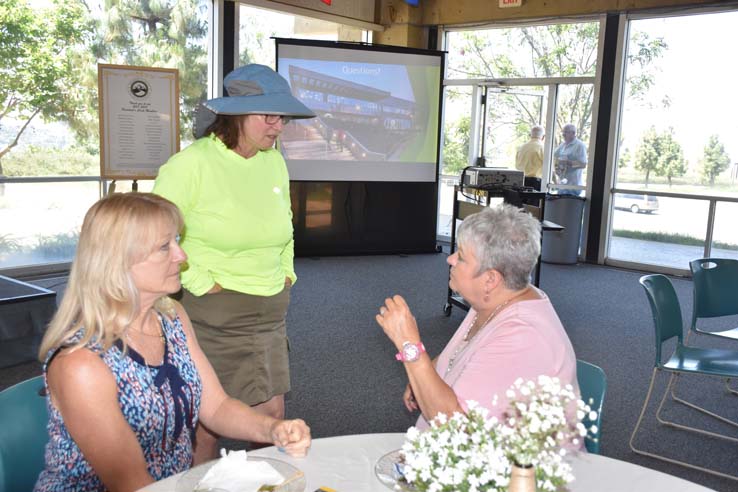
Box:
[140,433,714,492]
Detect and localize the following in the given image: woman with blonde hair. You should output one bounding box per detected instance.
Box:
[35,192,310,492]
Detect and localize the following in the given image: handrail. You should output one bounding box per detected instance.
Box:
[0,176,102,184]
[612,188,738,204]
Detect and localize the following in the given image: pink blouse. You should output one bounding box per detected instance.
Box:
[416,288,578,430]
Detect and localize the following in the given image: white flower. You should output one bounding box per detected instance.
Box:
[400,376,584,492]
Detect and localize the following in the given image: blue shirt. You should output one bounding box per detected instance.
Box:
[554,138,587,194]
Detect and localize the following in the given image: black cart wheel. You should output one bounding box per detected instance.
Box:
[443,302,452,316]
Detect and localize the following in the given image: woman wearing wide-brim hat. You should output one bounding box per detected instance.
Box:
[153,64,315,462]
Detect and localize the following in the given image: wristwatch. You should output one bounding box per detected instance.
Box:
[395,341,426,362]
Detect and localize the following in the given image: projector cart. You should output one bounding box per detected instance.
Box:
[443,184,562,316]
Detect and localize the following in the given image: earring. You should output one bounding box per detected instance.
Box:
[483,292,490,303]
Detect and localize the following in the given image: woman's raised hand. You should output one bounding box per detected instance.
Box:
[375,295,419,348]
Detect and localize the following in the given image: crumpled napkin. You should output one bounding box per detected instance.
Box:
[195,449,284,492]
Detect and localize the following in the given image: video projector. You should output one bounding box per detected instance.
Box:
[461,166,525,190]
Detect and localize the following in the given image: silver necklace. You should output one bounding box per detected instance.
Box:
[445,287,530,376]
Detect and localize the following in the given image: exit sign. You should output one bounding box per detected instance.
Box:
[500,0,522,7]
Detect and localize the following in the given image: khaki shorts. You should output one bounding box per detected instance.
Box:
[182,286,291,406]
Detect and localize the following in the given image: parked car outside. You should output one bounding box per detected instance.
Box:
[614,193,659,214]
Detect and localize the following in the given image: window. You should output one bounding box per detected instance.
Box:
[446,24,598,79]
[440,21,599,237]
[712,202,738,261]
[239,4,369,68]
[608,10,738,269]
[1,0,209,271]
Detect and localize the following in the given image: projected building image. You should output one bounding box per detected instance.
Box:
[281,65,422,161]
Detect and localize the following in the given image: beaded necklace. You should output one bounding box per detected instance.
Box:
[444,287,530,376]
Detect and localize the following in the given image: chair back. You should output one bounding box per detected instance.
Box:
[0,376,49,492]
[639,274,685,365]
[576,359,606,454]
[689,258,738,324]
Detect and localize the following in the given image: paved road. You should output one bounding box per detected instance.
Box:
[609,236,738,269]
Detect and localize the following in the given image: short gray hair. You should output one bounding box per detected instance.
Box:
[563,123,577,134]
[530,125,544,138]
[456,204,541,290]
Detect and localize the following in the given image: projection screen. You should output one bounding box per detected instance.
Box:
[276,39,443,182]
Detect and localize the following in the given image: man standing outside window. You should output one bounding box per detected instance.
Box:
[515,125,545,189]
[553,123,587,196]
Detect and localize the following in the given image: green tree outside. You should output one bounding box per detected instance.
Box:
[239,13,279,67]
[634,127,660,187]
[442,115,471,175]
[699,134,731,186]
[1,0,209,180]
[0,0,94,176]
[634,126,686,187]
[617,145,631,169]
[656,129,686,187]
[95,0,209,141]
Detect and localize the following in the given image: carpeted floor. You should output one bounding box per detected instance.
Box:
[3,255,738,491]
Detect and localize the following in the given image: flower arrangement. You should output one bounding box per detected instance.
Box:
[399,376,597,492]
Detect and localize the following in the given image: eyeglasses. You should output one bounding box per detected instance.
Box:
[262,114,292,125]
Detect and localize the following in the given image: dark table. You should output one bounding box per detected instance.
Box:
[0,275,57,368]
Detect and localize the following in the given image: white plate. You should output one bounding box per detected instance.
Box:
[374,449,417,492]
[175,456,306,492]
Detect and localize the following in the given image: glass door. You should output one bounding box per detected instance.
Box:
[481,86,548,173]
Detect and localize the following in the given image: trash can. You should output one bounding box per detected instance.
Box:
[542,194,586,264]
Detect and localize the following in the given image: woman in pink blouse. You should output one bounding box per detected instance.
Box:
[376,205,578,429]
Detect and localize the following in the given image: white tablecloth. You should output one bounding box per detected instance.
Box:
[140,433,714,492]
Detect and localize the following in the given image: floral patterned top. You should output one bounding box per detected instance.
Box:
[34,313,202,491]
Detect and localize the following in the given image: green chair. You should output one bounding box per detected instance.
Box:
[689,258,738,341]
[576,359,606,454]
[631,274,738,481]
[0,376,49,492]
[689,258,738,394]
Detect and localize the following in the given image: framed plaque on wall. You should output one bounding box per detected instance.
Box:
[98,64,180,180]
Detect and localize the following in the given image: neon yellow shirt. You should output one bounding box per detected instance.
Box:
[153,135,296,297]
